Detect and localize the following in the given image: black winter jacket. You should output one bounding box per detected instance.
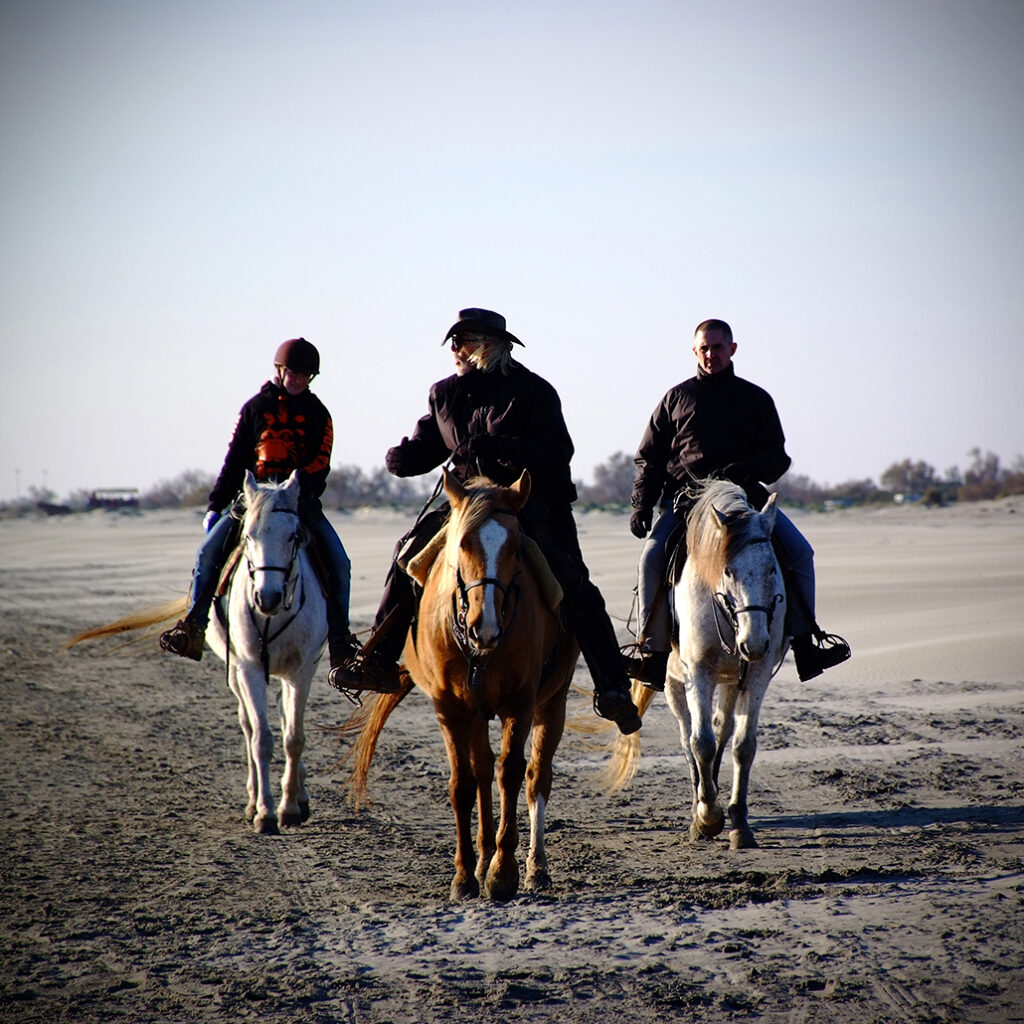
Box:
[631,364,790,511]
[207,381,333,518]
[386,362,578,514]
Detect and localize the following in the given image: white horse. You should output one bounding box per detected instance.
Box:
[609,479,786,850]
[209,470,328,834]
[68,470,328,835]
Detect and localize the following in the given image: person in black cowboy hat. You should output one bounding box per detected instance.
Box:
[331,307,642,734]
[625,318,851,689]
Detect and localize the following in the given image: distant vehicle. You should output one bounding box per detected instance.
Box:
[88,488,140,510]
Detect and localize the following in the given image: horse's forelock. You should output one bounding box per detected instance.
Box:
[244,479,297,530]
[445,482,517,566]
[686,480,759,590]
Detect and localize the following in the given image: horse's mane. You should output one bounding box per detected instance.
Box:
[686,479,761,591]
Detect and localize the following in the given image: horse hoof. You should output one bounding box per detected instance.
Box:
[278,807,304,828]
[450,876,480,902]
[695,802,725,838]
[729,827,758,851]
[525,869,551,892]
[298,799,310,823]
[253,814,279,836]
[485,874,520,903]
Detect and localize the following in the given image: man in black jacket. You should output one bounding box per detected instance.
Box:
[332,308,642,735]
[626,319,850,687]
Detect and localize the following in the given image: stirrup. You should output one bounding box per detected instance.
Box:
[814,630,851,668]
[159,619,205,661]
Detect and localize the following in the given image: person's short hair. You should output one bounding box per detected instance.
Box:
[694,319,733,345]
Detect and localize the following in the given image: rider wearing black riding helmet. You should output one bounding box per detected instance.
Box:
[160,339,390,688]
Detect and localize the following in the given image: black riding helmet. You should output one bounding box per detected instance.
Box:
[274,337,320,376]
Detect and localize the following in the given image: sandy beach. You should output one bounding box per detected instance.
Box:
[2,497,1023,1023]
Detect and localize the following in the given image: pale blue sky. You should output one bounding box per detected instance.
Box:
[2,0,1022,502]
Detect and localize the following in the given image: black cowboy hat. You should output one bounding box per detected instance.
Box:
[442,308,523,347]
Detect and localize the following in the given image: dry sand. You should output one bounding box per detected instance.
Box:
[2,497,1023,1023]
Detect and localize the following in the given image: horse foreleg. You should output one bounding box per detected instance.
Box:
[685,675,725,840]
[727,681,768,850]
[438,711,480,901]
[277,678,310,827]
[235,664,277,835]
[486,715,529,902]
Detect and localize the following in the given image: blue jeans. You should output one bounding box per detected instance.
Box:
[634,505,816,653]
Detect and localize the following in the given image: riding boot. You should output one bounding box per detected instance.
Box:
[159,514,237,661]
[564,587,642,735]
[328,562,412,695]
[623,649,669,690]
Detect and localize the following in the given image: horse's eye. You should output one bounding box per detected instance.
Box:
[724,567,733,578]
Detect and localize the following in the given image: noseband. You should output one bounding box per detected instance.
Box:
[245,507,303,611]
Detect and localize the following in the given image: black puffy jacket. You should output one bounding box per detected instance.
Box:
[386,362,578,513]
[631,364,790,511]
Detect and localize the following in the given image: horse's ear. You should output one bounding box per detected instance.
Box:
[761,492,778,531]
[283,470,300,495]
[712,505,731,531]
[243,469,258,503]
[507,470,531,511]
[443,466,468,508]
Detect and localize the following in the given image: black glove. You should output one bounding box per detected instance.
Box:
[630,508,653,539]
[385,446,404,475]
[464,434,500,461]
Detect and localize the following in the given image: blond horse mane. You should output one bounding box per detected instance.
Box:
[686,479,761,592]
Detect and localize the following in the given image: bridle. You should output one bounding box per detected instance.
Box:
[711,536,784,690]
[232,505,307,685]
[448,511,523,694]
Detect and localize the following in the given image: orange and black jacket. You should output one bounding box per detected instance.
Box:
[208,380,333,519]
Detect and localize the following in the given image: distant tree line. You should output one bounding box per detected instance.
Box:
[574,447,1024,509]
[5,447,1022,516]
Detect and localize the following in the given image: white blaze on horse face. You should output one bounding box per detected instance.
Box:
[473,518,509,647]
[728,536,777,662]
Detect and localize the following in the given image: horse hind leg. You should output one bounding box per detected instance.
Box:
[485,716,529,902]
[524,705,567,891]
[440,720,481,902]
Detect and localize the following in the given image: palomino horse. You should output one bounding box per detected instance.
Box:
[609,479,786,850]
[68,470,328,835]
[343,469,579,901]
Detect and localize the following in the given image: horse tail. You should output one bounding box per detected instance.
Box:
[338,673,415,811]
[64,597,189,650]
[601,680,658,793]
